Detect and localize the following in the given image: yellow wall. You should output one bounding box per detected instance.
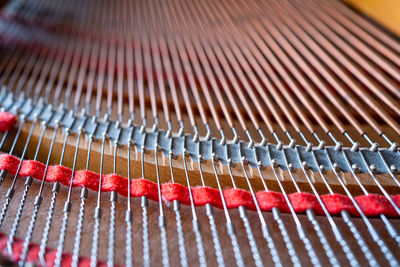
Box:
[346,0,400,36]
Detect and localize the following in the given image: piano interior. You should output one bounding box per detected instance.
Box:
[0,0,399,266]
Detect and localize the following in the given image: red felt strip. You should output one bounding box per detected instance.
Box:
[130,178,159,201]
[46,165,72,186]
[0,112,16,132]
[73,170,100,191]
[0,154,19,175]
[102,174,128,196]
[321,193,358,216]
[256,191,290,213]
[19,160,45,180]
[223,188,256,210]
[289,192,324,215]
[355,194,398,217]
[0,154,398,217]
[161,183,191,205]
[192,186,223,208]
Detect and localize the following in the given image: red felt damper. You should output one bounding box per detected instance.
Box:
[102,174,128,196]
[19,160,46,180]
[289,192,324,215]
[0,112,16,132]
[73,170,100,191]
[321,194,358,216]
[223,188,256,210]
[1,153,400,218]
[192,186,223,208]
[256,191,290,213]
[355,194,398,217]
[45,165,72,186]
[0,154,20,175]
[131,178,159,201]
[161,183,191,205]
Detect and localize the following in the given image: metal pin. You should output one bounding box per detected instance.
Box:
[333,139,399,266]
[210,139,245,267]
[294,145,358,267]
[228,143,263,267]
[7,108,55,258]
[54,116,88,267]
[38,110,71,265]
[197,142,225,267]
[312,133,378,266]
[107,124,122,267]
[0,113,41,229]
[124,124,135,267]
[168,134,188,267]
[140,131,150,267]
[263,144,314,267]
[154,131,170,267]
[90,119,111,267]
[19,114,62,266]
[72,116,99,267]
[183,135,207,267]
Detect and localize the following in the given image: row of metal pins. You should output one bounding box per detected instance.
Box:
[226,143,263,267]
[1,0,91,263]
[197,144,225,267]
[90,118,110,267]
[168,2,282,264]
[37,0,91,259]
[250,4,400,266]
[0,0,396,149]
[6,106,52,258]
[203,0,396,262]
[193,0,332,265]
[0,6,73,256]
[168,132,188,267]
[178,1,344,266]
[223,0,400,264]
[72,116,99,266]
[0,0,400,144]
[19,116,61,266]
[252,0,400,262]
[0,1,82,259]
[1,0,172,266]
[212,0,396,264]
[107,123,122,267]
[182,137,207,267]
[0,0,400,266]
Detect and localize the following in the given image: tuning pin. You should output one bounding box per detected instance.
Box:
[333,162,340,172]
[276,141,283,151]
[271,159,278,168]
[317,140,325,150]
[350,142,360,152]
[334,142,342,152]
[390,142,398,152]
[302,161,309,171]
[288,139,296,148]
[257,161,264,169]
[352,164,359,174]
[369,164,377,173]
[369,143,379,152]
[390,165,398,174]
